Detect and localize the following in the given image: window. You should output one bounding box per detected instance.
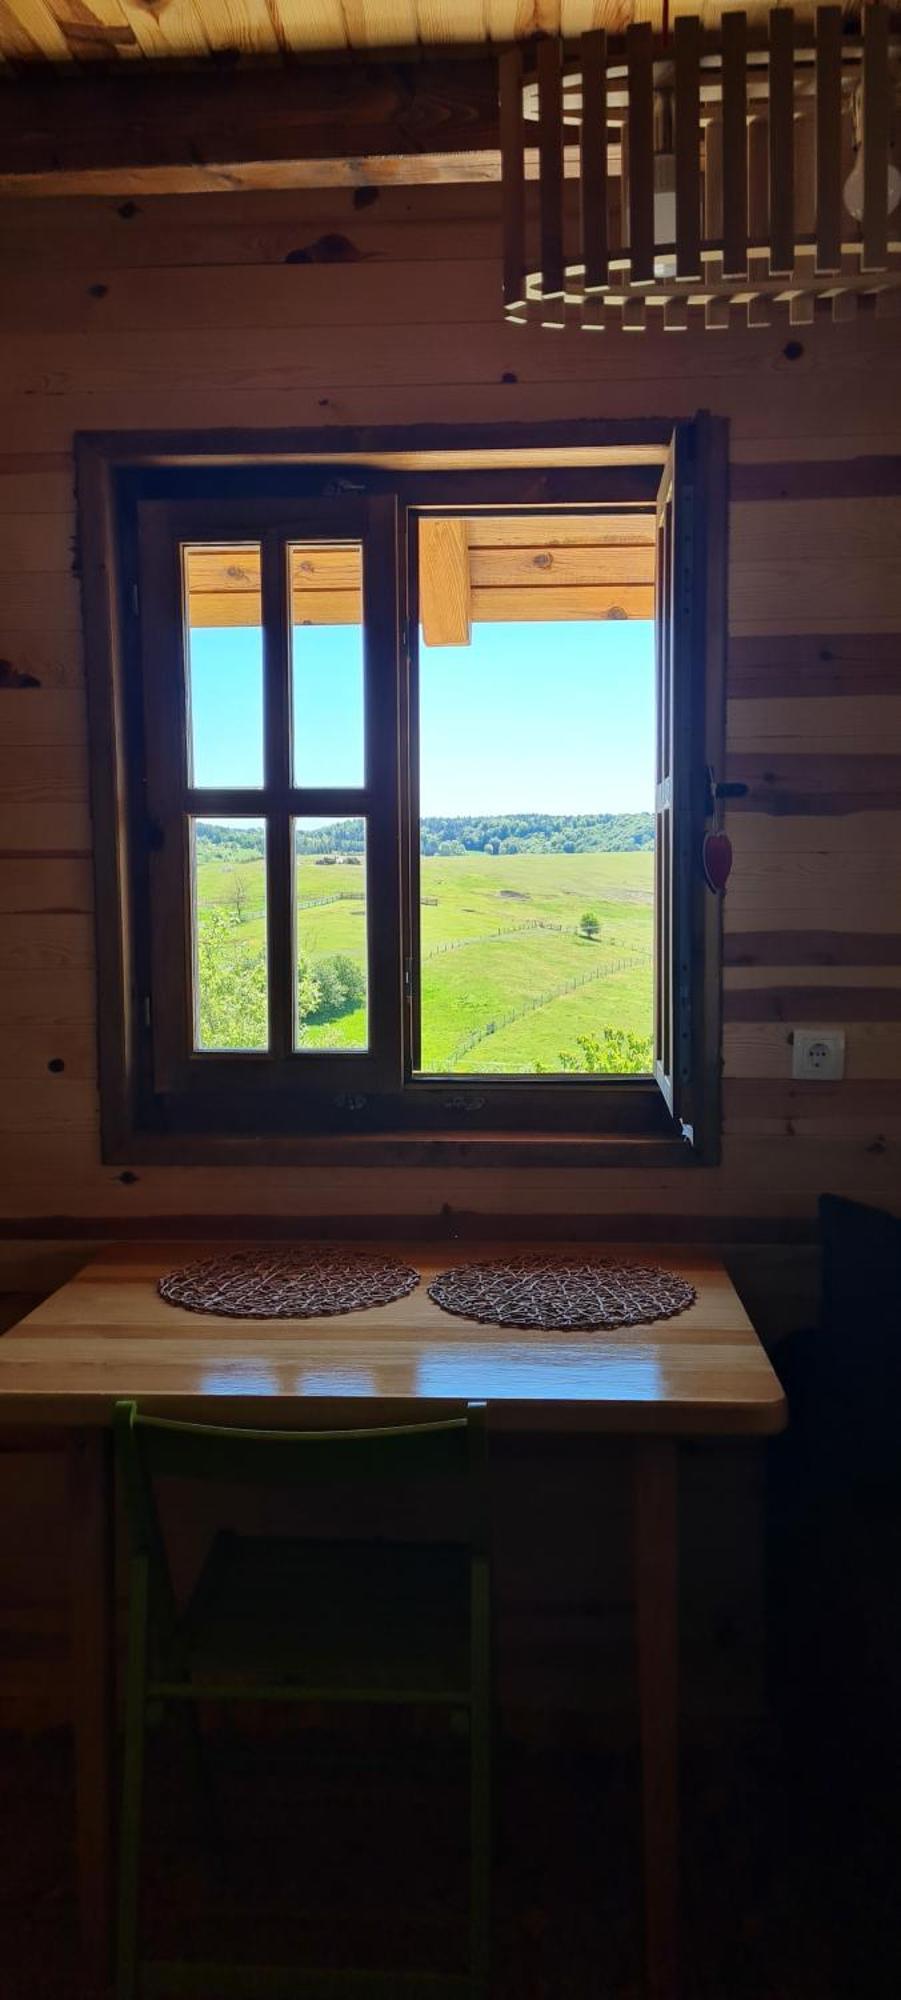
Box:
[79,422,726,1164]
[412,515,655,1081]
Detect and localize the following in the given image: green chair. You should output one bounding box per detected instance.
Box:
[113,1399,491,2000]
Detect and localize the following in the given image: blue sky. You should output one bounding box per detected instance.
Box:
[188,620,655,815]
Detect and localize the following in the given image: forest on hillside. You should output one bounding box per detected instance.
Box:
[195,813,654,862]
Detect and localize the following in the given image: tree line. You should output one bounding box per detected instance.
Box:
[196,811,654,864]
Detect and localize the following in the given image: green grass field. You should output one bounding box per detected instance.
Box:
[194,847,653,1072]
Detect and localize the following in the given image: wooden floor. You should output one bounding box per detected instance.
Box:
[0,1719,897,2000]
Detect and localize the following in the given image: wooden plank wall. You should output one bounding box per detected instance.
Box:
[0,181,893,1739]
[0,182,899,1238]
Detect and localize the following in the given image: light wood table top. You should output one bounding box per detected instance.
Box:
[0,1242,785,1436]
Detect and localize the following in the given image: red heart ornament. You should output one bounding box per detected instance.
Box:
[703,829,733,893]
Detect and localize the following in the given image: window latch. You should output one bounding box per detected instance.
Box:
[705,765,747,815]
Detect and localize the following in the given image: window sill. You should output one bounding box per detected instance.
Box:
[105,1128,702,1170]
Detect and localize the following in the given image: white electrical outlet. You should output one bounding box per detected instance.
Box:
[792,1028,846,1081]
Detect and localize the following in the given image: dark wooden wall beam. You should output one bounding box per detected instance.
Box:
[0,58,501,196]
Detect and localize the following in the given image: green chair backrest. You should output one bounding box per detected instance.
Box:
[114,1400,489,1568]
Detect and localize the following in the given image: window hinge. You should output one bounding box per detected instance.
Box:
[130,579,140,618]
[404,956,413,1000]
[143,995,152,1030]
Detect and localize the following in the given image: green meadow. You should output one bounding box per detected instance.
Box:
[194,841,653,1073]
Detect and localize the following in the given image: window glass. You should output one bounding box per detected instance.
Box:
[191,818,268,1051]
[294,818,368,1052]
[291,543,365,788]
[183,546,264,788]
[415,516,656,1077]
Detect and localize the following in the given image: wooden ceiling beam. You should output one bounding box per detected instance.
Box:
[470,544,655,587]
[466,514,656,546]
[0,57,502,197]
[183,520,660,630]
[188,584,656,629]
[419,518,472,646]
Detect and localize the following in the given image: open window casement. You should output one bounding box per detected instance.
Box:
[654,419,724,1157]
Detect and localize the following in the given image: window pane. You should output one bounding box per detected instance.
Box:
[191,818,268,1052]
[415,515,656,1078]
[295,818,368,1053]
[291,543,364,787]
[183,546,264,788]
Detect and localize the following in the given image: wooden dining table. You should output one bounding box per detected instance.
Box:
[0,1239,785,2000]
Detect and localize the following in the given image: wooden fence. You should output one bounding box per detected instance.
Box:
[447,952,652,1065]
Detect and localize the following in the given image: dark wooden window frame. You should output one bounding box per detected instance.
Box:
[76,418,727,1169]
[137,492,402,1100]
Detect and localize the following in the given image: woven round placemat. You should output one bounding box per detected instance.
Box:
[427,1256,695,1332]
[158,1247,420,1320]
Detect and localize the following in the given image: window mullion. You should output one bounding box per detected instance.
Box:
[261,533,293,1060]
[362,494,404,1089]
[404,518,422,1074]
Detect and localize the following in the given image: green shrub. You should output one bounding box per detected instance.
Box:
[303,951,366,1023]
[556,1029,652,1075]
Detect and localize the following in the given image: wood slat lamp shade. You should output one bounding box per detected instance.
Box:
[627,23,656,285]
[768,8,796,276]
[580,29,609,293]
[508,10,901,331]
[862,0,892,268]
[674,16,702,281]
[816,6,844,273]
[721,9,749,279]
[538,34,566,306]
[500,46,526,312]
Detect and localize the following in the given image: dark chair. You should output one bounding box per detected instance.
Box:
[767,1196,901,1991]
[114,1399,491,1999]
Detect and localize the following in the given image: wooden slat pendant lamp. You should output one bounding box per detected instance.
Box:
[500,6,901,330]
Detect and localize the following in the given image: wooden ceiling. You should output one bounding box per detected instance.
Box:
[0,2,871,198]
[0,1,863,69]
